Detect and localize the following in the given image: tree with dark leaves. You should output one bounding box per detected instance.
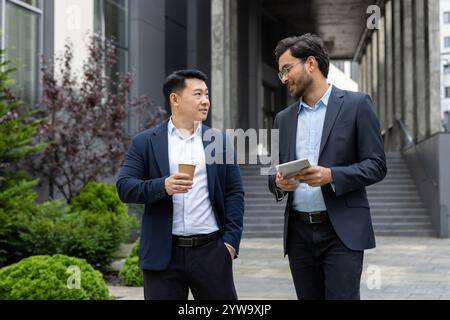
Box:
[34,34,166,201]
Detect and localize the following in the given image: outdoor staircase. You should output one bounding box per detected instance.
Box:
[241,152,435,238]
[367,152,435,237]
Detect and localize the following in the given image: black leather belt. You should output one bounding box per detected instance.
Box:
[172,231,220,248]
[292,210,329,224]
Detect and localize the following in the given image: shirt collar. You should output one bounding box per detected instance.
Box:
[298,84,333,114]
[168,117,202,139]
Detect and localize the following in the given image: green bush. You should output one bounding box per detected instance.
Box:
[14,183,137,271]
[14,200,69,257]
[119,238,143,287]
[66,182,136,271]
[0,254,110,300]
[0,179,38,264]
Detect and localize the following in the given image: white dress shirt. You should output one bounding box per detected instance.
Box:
[167,118,220,236]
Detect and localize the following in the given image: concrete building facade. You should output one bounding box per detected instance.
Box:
[1,0,449,237]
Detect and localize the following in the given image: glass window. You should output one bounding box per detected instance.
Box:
[104,0,128,48]
[4,1,40,107]
[445,87,450,98]
[14,0,40,8]
[95,0,128,48]
[445,37,450,48]
[444,12,450,24]
[333,61,345,73]
[444,65,450,74]
[94,0,129,91]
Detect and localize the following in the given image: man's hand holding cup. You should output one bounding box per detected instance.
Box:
[165,164,196,196]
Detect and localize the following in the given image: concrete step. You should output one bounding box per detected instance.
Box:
[372,222,434,229]
[244,224,284,232]
[367,196,422,201]
[245,212,284,218]
[244,217,285,224]
[240,152,435,238]
[366,190,421,196]
[242,231,284,238]
[373,229,436,237]
[369,203,426,209]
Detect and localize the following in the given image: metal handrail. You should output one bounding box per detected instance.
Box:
[396,118,414,147]
[395,118,438,187]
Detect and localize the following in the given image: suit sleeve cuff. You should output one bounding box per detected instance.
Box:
[275,187,287,202]
[330,182,336,193]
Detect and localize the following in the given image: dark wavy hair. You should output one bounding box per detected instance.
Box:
[275,33,330,78]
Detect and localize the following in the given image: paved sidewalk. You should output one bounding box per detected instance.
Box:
[108,236,450,300]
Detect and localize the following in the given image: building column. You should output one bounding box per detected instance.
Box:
[247,0,262,131]
[427,0,442,135]
[402,0,415,140]
[358,53,365,94]
[378,14,387,135]
[385,0,395,151]
[371,31,379,116]
[393,0,403,150]
[367,41,373,99]
[414,0,427,142]
[187,0,211,80]
[211,0,238,130]
[128,0,166,133]
[363,52,369,94]
[128,0,165,105]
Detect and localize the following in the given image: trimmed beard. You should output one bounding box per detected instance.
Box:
[292,73,313,101]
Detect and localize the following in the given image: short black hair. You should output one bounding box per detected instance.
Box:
[274,33,330,78]
[162,69,208,113]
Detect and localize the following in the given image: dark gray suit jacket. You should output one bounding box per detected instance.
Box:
[269,86,387,253]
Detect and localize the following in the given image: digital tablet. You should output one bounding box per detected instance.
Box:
[275,159,311,179]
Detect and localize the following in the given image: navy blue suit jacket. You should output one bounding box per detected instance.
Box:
[117,120,244,271]
[269,86,387,253]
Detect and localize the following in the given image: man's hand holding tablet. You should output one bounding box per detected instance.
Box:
[276,159,311,179]
[275,159,333,191]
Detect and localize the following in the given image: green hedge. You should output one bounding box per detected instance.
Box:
[119,239,143,287]
[14,200,69,256]
[0,254,110,300]
[15,182,137,271]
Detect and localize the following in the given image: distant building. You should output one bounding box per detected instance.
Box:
[329,61,359,92]
[441,0,450,130]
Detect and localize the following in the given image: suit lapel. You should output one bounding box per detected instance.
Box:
[150,119,170,177]
[202,124,216,204]
[319,87,344,158]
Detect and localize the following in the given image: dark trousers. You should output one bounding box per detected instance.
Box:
[287,213,364,300]
[143,238,237,300]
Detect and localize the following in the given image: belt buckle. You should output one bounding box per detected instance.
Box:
[191,236,199,247]
[308,212,321,224]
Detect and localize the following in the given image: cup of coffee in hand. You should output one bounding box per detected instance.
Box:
[178,163,196,180]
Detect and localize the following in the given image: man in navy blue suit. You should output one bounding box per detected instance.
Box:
[268,34,387,300]
[117,70,244,300]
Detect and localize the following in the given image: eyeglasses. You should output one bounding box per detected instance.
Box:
[278,61,301,81]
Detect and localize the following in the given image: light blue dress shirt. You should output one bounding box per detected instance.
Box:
[292,85,333,212]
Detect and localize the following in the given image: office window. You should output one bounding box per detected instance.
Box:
[445,37,450,48]
[444,12,450,24]
[445,87,450,98]
[95,0,129,87]
[2,0,42,108]
[445,65,450,74]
